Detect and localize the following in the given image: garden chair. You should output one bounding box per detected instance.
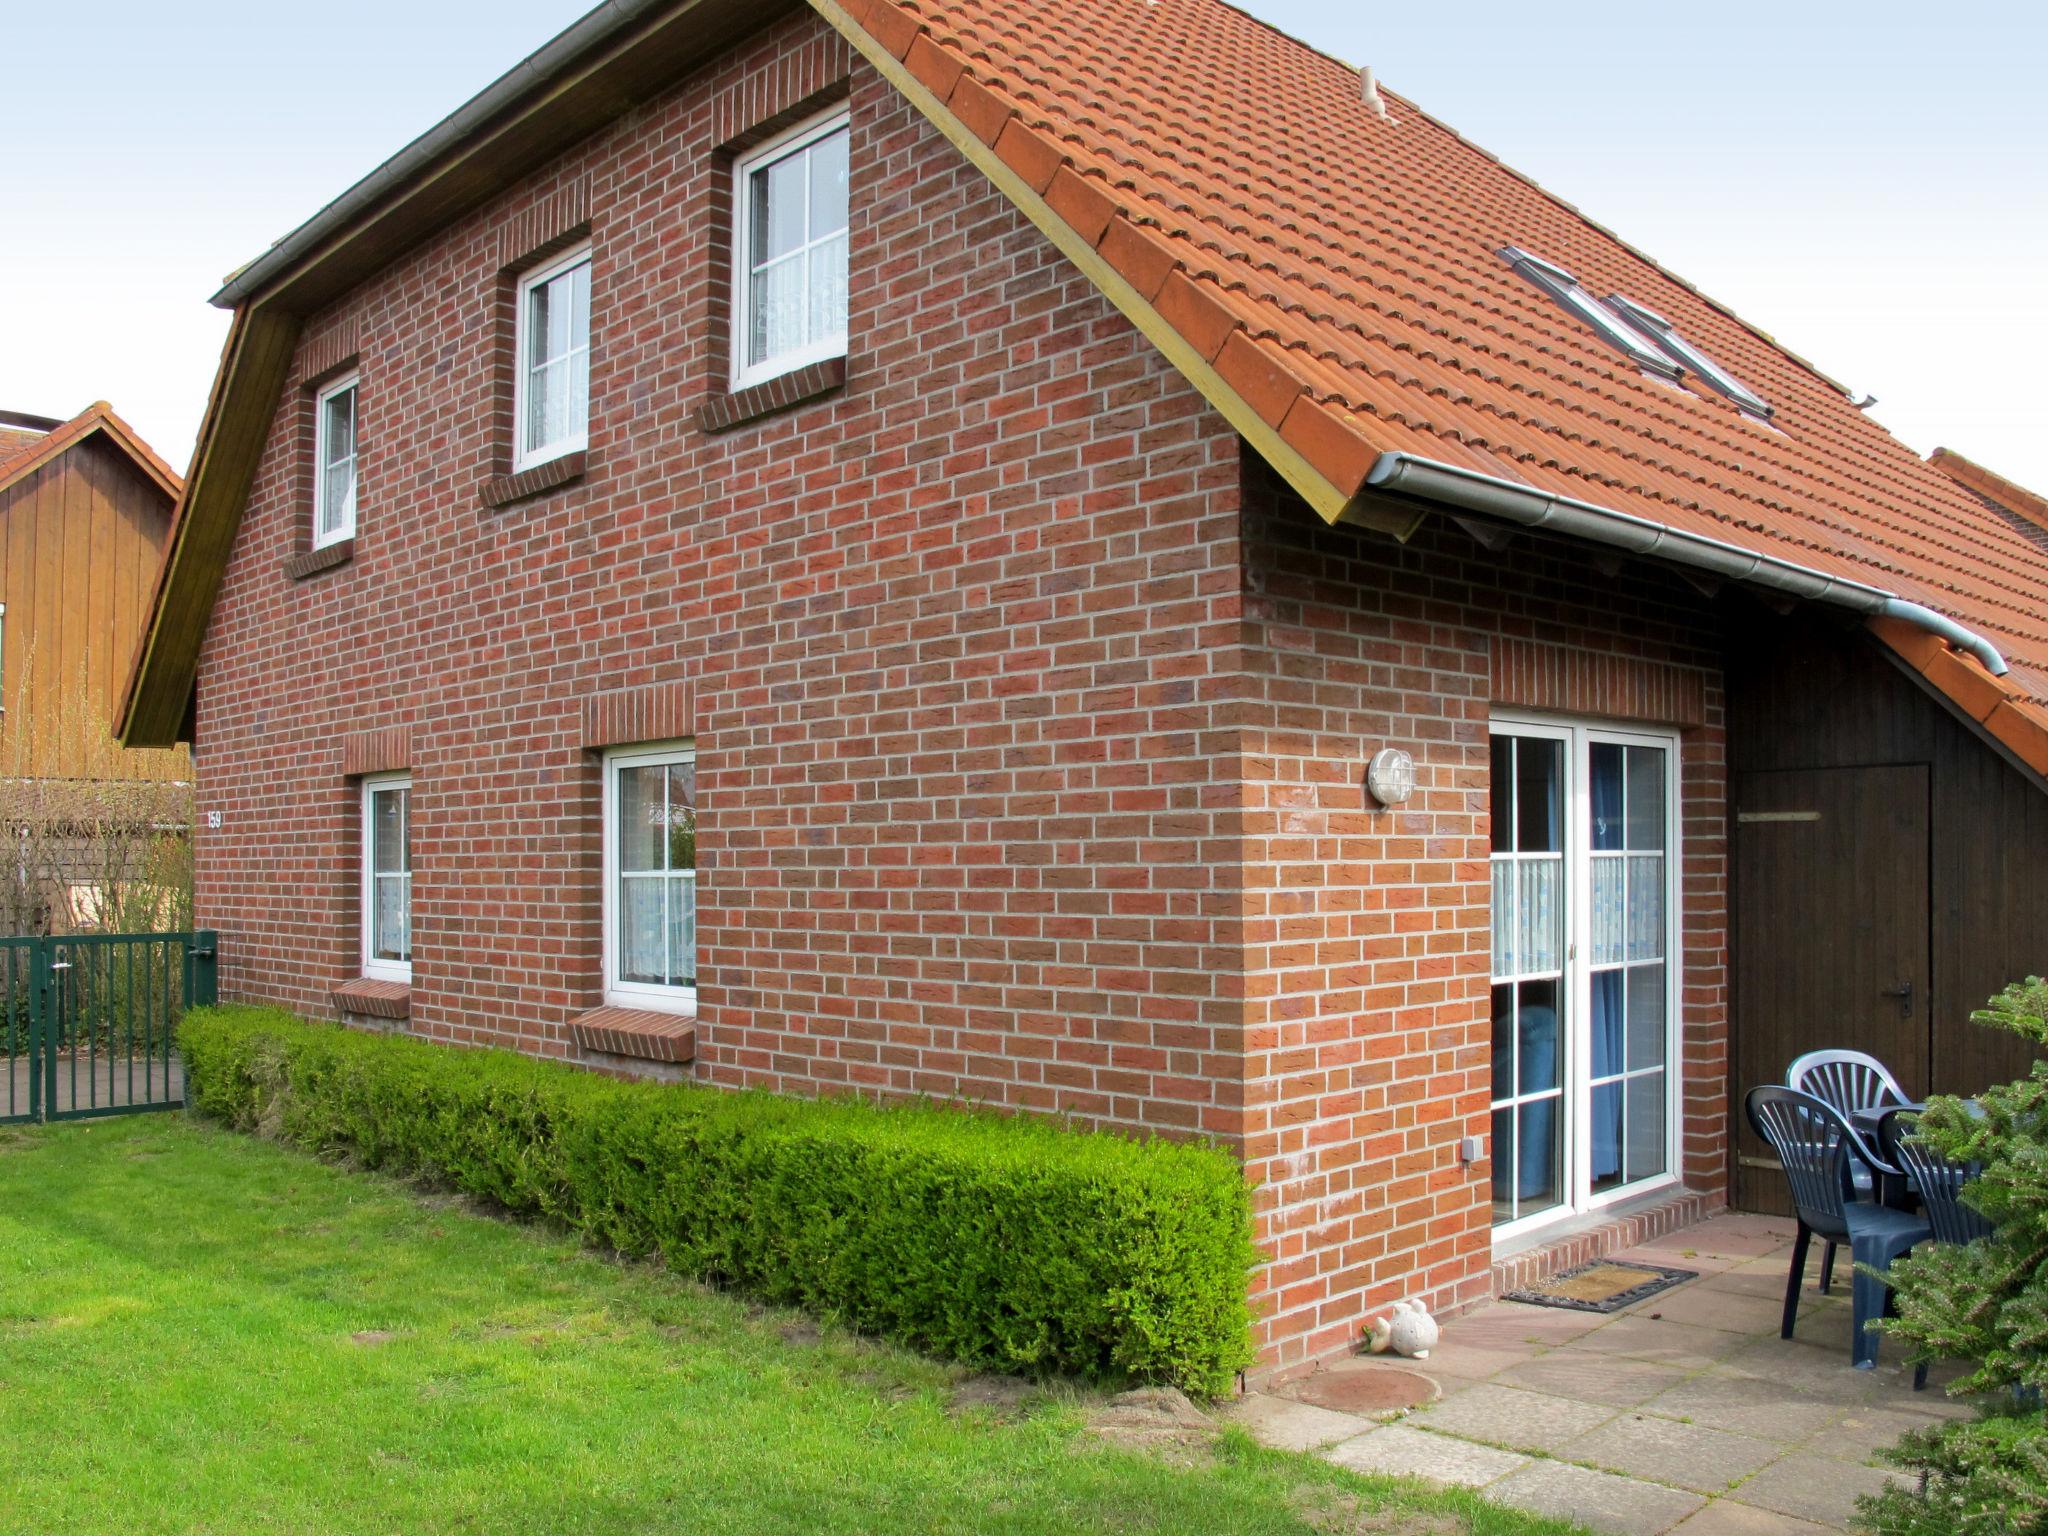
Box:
[1878,1107,1994,1390]
[1787,1048,1913,1286]
[1745,1085,1930,1369]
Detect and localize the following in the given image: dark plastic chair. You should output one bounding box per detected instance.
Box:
[1745,1085,1930,1369]
[1879,1107,1994,1389]
[1787,1049,1913,1286]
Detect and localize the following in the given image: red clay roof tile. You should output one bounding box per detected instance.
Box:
[846,0,2048,771]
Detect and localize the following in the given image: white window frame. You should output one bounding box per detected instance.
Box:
[512,243,592,472]
[601,740,698,1015]
[312,372,359,549]
[729,106,851,392]
[1489,714,1684,1246]
[360,772,412,984]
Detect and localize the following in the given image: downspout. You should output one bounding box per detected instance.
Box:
[1364,453,2011,677]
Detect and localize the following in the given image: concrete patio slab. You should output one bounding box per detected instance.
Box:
[1492,1350,1692,1408]
[1726,1451,1912,1526]
[1637,1370,1852,1442]
[1572,1311,1754,1370]
[1409,1382,1618,1453]
[1230,1212,1980,1533]
[1669,1501,1840,1535]
[1221,1394,1373,1452]
[1560,1411,1782,1494]
[1623,1281,1796,1336]
[1489,1457,1706,1535]
[1320,1423,1528,1487]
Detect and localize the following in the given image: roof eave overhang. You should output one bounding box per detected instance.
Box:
[120,0,803,747]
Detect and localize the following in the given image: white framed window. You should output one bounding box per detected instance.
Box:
[313,373,359,548]
[1489,716,1682,1243]
[513,244,592,471]
[602,742,696,1012]
[730,107,850,391]
[361,773,412,983]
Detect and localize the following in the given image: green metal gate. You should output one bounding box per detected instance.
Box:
[1,930,217,1124]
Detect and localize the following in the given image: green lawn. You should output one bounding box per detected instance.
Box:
[0,1115,1578,1535]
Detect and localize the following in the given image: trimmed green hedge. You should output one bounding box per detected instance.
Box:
[178,1006,1258,1395]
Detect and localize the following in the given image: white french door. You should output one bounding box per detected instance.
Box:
[1489,715,1682,1240]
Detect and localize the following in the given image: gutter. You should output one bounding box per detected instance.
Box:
[210,0,668,309]
[1364,452,2011,678]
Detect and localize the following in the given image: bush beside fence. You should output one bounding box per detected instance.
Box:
[178,1006,1259,1395]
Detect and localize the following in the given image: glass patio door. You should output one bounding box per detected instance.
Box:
[1490,718,1679,1237]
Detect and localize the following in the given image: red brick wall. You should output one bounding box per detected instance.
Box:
[194,11,1247,1137]
[1237,464,1729,1369]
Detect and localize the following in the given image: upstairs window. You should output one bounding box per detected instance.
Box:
[731,108,850,391]
[603,742,696,1011]
[515,245,592,470]
[1600,293,1774,420]
[313,374,358,548]
[362,773,412,983]
[1498,247,1682,383]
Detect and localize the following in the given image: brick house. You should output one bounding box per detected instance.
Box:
[121,0,2048,1372]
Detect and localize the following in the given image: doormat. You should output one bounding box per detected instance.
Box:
[1505,1260,1696,1313]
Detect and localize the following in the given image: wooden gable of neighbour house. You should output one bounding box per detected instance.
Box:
[0,404,191,932]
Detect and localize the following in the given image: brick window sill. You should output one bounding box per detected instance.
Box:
[569,1004,697,1064]
[481,450,586,510]
[332,977,410,1020]
[285,539,353,580]
[695,356,846,434]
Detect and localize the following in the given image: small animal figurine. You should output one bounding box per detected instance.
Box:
[1365,1299,1439,1359]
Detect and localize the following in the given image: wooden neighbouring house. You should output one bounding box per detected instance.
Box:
[116,0,2048,1372]
[0,405,191,934]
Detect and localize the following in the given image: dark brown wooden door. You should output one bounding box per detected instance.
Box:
[1732,765,1930,1213]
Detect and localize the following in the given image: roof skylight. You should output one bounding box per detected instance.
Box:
[1498,246,1681,382]
[1600,293,1774,419]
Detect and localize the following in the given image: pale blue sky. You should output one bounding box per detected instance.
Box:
[3,2,2042,489]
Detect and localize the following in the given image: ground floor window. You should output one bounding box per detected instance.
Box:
[361,773,411,982]
[603,742,696,1011]
[1490,716,1679,1237]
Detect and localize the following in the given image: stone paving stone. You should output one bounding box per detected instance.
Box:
[1492,1350,1692,1408]
[1728,1451,1912,1526]
[1631,1282,1795,1336]
[1490,1457,1706,1535]
[1668,1500,1841,1534]
[1637,1371,1851,1442]
[1411,1337,1539,1381]
[1319,1423,1527,1488]
[1561,1411,1783,1493]
[1575,1311,1752,1370]
[1452,1298,1609,1346]
[1409,1382,1618,1453]
[1700,1263,1809,1300]
[1224,1394,1374,1453]
[1815,1404,1963,1463]
[1717,1335,1890,1402]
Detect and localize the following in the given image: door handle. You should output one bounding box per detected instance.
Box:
[1880,980,1913,1018]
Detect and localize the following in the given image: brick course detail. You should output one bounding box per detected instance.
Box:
[569,1005,698,1063]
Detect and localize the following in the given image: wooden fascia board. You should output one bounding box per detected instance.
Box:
[807,0,1421,542]
[119,305,301,747]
